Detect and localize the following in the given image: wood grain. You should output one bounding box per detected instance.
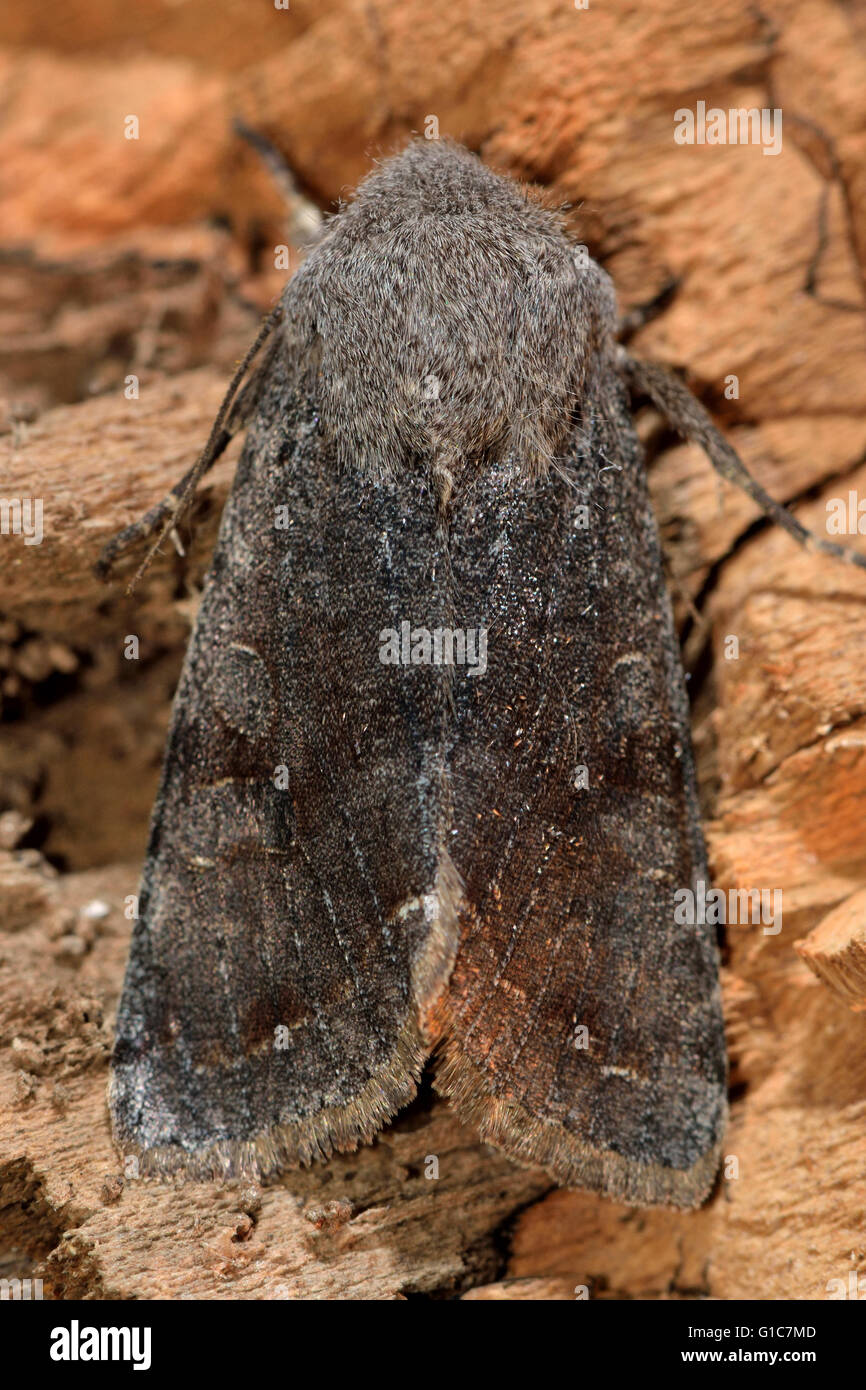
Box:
[1,0,865,1300]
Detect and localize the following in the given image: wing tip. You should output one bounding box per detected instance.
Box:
[108,852,463,1186]
[108,1017,429,1183]
[435,1043,727,1210]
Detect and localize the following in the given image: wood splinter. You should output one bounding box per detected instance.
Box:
[796,888,866,1011]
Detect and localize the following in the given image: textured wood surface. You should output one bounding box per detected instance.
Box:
[1,0,865,1300]
[796,887,866,1010]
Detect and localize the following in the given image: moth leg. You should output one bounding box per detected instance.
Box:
[96,307,283,589]
[95,461,205,580]
[621,350,866,572]
[616,278,679,340]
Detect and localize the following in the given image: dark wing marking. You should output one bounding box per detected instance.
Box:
[433,381,727,1208]
[110,353,459,1178]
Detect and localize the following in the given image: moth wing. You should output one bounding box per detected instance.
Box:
[110,356,457,1178]
[434,398,727,1207]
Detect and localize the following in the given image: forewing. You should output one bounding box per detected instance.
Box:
[110,356,456,1178]
[434,393,727,1207]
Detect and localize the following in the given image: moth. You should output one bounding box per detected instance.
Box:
[102,139,863,1207]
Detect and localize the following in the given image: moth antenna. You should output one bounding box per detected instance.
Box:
[233,118,323,246]
[621,350,866,572]
[97,302,284,593]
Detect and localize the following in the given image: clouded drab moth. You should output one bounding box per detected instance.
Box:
[102,139,865,1208]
